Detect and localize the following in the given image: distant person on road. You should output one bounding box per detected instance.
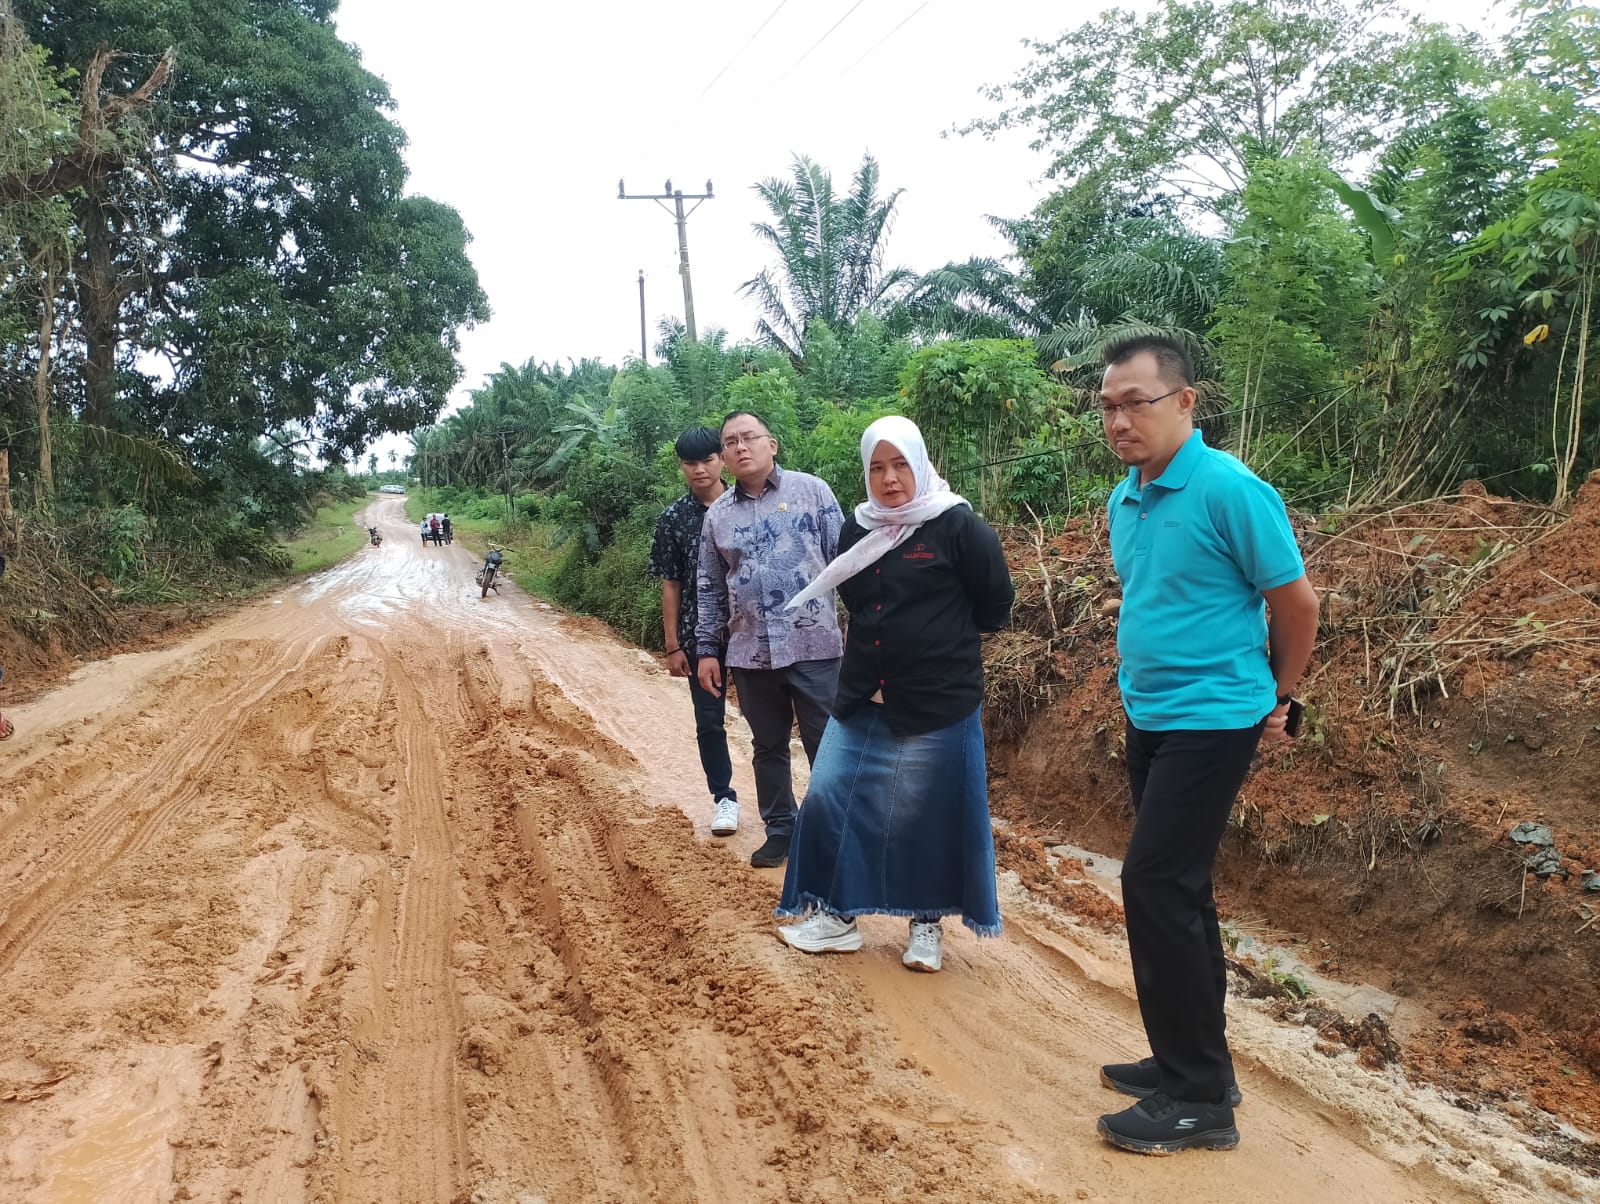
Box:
[696,411,844,869]
[0,549,10,740]
[648,426,739,839]
[419,517,430,545]
[428,514,441,545]
[442,515,453,544]
[1094,334,1320,1156]
[774,416,1013,972]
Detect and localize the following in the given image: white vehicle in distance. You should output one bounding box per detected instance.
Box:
[379,483,406,494]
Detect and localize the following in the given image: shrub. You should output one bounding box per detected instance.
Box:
[543,505,664,647]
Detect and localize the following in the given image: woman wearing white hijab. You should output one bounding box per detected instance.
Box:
[776,416,1014,971]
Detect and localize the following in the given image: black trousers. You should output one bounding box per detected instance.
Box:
[687,656,735,803]
[1122,717,1264,1103]
[731,659,839,839]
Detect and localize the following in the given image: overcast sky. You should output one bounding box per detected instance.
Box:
[333,0,1493,465]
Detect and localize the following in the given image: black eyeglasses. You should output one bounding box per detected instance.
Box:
[1098,386,1185,420]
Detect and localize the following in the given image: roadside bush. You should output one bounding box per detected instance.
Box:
[901,339,1060,518]
[543,505,663,647]
[789,397,901,510]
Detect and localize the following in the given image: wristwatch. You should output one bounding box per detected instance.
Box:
[1276,692,1294,706]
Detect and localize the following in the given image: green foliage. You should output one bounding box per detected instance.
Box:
[912,187,1225,372]
[900,340,1059,516]
[789,398,902,511]
[541,507,664,649]
[7,0,487,463]
[728,369,801,447]
[796,315,912,409]
[1451,117,1600,502]
[281,493,371,576]
[965,0,1435,204]
[741,153,915,361]
[1210,152,1374,468]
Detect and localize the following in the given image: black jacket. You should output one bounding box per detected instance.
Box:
[834,506,1014,735]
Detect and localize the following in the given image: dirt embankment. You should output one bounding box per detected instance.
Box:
[0,513,296,709]
[989,471,1600,1147]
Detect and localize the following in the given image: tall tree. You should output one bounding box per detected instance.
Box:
[741,154,914,361]
[14,0,488,460]
[908,188,1225,370]
[963,0,1455,208]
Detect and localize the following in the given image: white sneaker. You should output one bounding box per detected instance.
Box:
[778,912,862,954]
[710,797,739,836]
[903,920,943,972]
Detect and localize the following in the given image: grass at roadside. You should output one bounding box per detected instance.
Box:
[281,493,371,575]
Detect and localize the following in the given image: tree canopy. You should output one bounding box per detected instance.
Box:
[2,0,487,490]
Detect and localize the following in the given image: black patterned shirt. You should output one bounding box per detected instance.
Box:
[648,493,716,655]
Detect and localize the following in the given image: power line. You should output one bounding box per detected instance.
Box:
[624,2,791,167]
[833,0,934,82]
[689,0,791,107]
[757,0,870,102]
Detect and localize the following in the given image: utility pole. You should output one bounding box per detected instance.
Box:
[638,269,647,362]
[497,427,513,520]
[618,178,713,343]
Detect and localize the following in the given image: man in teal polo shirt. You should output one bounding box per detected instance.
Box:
[1093,335,1320,1156]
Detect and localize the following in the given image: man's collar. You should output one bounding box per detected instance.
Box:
[687,484,726,509]
[1128,429,1205,494]
[734,463,783,500]
[1151,429,1205,489]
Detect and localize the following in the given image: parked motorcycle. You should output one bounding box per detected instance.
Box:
[368,526,382,547]
[476,548,504,598]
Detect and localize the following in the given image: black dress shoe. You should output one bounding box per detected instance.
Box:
[750,834,790,868]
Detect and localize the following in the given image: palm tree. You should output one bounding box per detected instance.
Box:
[907,196,1224,374]
[741,154,915,361]
[539,396,626,478]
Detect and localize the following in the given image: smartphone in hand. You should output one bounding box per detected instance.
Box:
[1284,697,1304,738]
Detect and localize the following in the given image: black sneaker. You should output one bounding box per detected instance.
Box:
[1100,1057,1243,1108]
[1097,1091,1239,1155]
[750,834,790,868]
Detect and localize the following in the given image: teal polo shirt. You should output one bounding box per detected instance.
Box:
[1109,430,1304,731]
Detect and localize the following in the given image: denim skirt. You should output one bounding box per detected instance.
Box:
[776,703,1001,937]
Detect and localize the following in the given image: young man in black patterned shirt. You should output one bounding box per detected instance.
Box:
[648,426,739,836]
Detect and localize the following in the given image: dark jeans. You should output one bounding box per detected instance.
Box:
[688,655,735,803]
[1122,717,1264,1104]
[731,658,840,839]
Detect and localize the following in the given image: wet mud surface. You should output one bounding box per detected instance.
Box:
[0,497,1589,1203]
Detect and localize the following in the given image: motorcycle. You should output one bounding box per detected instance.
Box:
[368,526,383,547]
[476,548,504,598]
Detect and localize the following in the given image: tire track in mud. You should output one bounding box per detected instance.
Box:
[440,649,1053,1204]
[326,641,467,1202]
[0,637,318,979]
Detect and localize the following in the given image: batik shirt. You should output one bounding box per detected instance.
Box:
[647,493,715,656]
[695,466,845,671]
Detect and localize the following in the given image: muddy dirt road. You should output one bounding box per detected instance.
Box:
[0,497,1589,1203]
